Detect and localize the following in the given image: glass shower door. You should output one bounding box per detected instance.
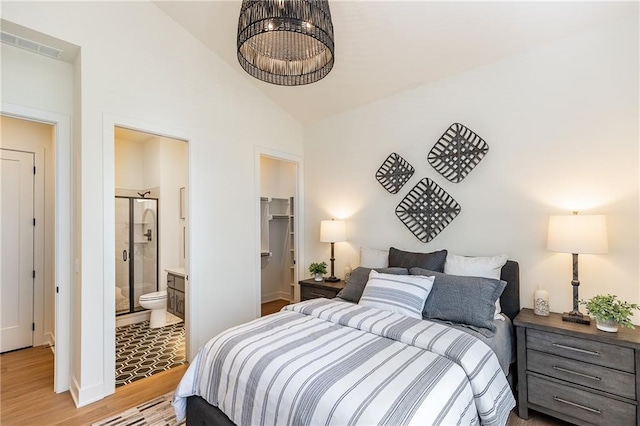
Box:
[115,196,159,315]
[115,198,130,314]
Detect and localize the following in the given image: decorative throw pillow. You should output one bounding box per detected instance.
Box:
[359,270,434,319]
[388,247,448,272]
[444,253,508,319]
[337,267,408,303]
[410,267,506,331]
[360,247,390,268]
[444,253,508,279]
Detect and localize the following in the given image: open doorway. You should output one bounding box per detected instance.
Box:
[113,126,188,387]
[259,154,299,316]
[0,108,72,396]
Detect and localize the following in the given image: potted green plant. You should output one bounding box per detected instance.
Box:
[309,262,328,282]
[580,294,640,332]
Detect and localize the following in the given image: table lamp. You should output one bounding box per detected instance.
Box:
[320,219,346,282]
[547,212,608,324]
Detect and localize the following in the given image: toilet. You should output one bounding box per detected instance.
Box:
[139,290,168,328]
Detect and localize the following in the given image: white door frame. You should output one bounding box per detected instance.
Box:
[1,102,72,393]
[254,147,304,316]
[102,114,193,396]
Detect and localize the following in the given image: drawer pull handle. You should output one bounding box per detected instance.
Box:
[553,365,601,381]
[553,396,601,414]
[552,343,599,356]
[310,292,327,298]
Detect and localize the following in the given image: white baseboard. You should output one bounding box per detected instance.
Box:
[45,332,55,353]
[69,375,80,407]
[261,291,290,304]
[70,374,105,408]
[34,330,53,347]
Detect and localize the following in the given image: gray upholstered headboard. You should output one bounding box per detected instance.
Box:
[499,260,520,321]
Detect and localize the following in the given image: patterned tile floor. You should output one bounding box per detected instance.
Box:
[115,317,186,387]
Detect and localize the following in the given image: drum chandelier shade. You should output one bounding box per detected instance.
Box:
[237,0,335,86]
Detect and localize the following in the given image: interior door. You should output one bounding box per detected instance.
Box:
[1,149,35,353]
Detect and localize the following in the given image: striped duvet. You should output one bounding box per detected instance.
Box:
[174,299,515,425]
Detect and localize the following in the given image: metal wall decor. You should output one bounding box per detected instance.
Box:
[237,0,335,86]
[395,178,461,243]
[376,153,415,194]
[428,123,489,183]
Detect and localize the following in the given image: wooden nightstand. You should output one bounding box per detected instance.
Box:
[514,308,640,425]
[298,278,345,301]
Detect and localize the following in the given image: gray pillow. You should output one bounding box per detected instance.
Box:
[337,267,408,303]
[388,247,447,272]
[410,267,506,331]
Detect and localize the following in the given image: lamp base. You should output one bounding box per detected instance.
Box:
[562,311,591,325]
[324,276,340,282]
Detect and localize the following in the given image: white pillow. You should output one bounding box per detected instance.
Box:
[444,253,508,319]
[360,247,389,268]
[359,270,434,319]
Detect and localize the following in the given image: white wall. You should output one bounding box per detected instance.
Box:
[0,42,74,116]
[154,136,187,289]
[261,156,296,199]
[304,16,639,318]
[114,138,145,191]
[2,0,303,406]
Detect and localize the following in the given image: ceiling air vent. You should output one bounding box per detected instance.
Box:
[1,31,63,60]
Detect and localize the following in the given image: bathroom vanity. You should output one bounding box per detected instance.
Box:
[166,267,185,320]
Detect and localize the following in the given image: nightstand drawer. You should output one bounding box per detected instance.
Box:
[527,349,636,400]
[528,375,636,425]
[527,328,635,373]
[301,285,339,300]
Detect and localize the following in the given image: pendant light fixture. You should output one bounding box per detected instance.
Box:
[237,0,335,86]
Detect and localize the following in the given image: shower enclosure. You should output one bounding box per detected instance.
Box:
[115,196,159,315]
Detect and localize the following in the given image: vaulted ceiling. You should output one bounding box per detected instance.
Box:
[155,1,632,124]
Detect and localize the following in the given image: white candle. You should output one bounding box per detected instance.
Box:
[344,264,352,283]
[534,289,550,316]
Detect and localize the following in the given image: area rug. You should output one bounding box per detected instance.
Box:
[91,391,183,426]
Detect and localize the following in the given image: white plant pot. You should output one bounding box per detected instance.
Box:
[596,318,618,333]
[314,273,324,282]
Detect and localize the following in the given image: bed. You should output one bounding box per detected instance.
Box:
[174,250,520,426]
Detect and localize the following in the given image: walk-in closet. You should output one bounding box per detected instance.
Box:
[260,156,296,304]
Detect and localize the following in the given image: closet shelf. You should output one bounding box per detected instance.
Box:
[270,214,289,220]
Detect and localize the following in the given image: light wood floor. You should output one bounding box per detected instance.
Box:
[1,345,188,425]
[261,298,290,316]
